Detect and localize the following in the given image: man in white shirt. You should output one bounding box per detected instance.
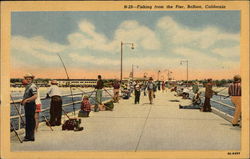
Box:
[182,87,189,99]
[46,80,62,126]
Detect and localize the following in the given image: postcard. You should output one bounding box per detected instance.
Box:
[0,1,249,159]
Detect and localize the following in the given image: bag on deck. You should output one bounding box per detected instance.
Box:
[78,110,90,117]
[104,101,114,111]
[62,118,84,131]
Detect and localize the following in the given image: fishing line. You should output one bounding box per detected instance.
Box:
[57,53,76,116]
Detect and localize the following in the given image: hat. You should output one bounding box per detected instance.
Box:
[207,78,212,82]
[51,80,58,85]
[24,73,35,79]
[83,95,89,99]
[233,75,241,82]
[149,77,153,80]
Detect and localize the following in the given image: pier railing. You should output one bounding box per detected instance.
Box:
[196,88,235,122]
[10,88,113,131]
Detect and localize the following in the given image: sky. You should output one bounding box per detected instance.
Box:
[11,11,240,80]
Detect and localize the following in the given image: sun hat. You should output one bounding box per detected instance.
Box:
[51,80,58,85]
[24,73,35,79]
[233,75,241,82]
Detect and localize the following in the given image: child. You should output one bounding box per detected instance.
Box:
[80,96,92,117]
[35,89,42,131]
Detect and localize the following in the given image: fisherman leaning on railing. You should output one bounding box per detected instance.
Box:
[229,75,241,127]
[45,80,62,127]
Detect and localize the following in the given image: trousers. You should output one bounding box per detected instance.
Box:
[231,96,241,124]
[148,90,154,103]
[24,101,36,139]
[134,90,141,104]
[50,96,62,125]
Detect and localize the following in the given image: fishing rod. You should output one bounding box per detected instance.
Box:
[76,87,109,108]
[41,113,53,131]
[62,107,71,120]
[103,88,114,98]
[77,87,96,99]
[57,54,76,116]
[10,95,25,126]
[10,122,23,143]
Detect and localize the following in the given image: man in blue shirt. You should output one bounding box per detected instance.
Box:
[21,73,37,141]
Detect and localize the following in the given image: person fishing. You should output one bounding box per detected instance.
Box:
[95,75,104,112]
[200,79,217,112]
[21,73,37,142]
[79,95,92,117]
[228,75,241,126]
[162,81,166,93]
[112,79,120,103]
[46,80,62,126]
[147,77,155,104]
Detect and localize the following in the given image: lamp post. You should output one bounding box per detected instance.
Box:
[157,70,161,81]
[180,60,189,82]
[164,69,172,81]
[132,64,139,81]
[121,41,135,82]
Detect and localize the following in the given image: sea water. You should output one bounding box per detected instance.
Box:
[10,87,113,130]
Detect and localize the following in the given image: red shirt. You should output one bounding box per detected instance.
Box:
[81,99,91,111]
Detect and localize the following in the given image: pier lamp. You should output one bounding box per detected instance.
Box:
[180,60,189,83]
[132,64,139,81]
[157,70,161,81]
[120,41,135,82]
[164,69,173,81]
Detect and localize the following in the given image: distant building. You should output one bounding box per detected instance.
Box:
[56,79,97,87]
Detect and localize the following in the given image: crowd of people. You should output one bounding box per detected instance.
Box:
[19,73,242,142]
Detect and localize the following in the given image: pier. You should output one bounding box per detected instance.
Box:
[11,90,240,151]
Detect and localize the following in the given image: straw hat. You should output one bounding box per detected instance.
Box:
[24,73,35,79]
[233,75,241,82]
[51,80,58,85]
[83,95,89,99]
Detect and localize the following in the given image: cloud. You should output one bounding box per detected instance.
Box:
[11,15,240,78]
[114,20,161,50]
[11,36,65,62]
[68,20,161,53]
[69,53,120,66]
[173,47,239,69]
[157,16,239,49]
[68,20,117,52]
[69,51,179,71]
[212,46,240,58]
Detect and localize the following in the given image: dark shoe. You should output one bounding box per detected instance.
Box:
[23,138,35,142]
[232,124,240,127]
[179,105,183,109]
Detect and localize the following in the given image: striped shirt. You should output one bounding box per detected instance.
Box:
[228,82,241,96]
